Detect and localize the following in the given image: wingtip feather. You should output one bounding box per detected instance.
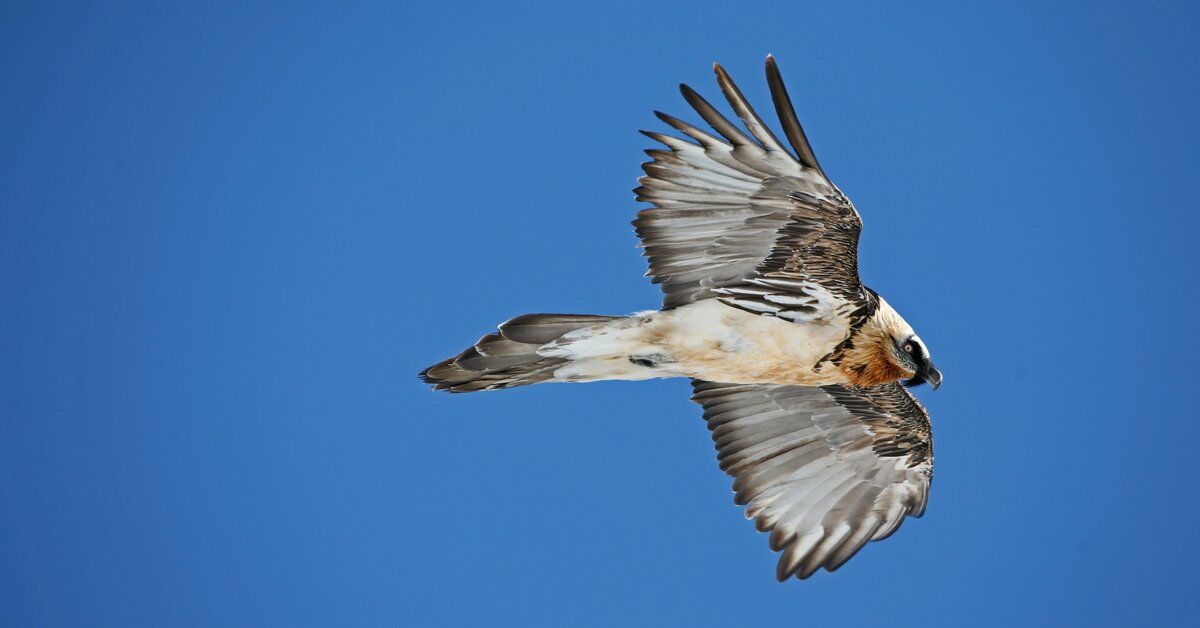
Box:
[763,55,825,174]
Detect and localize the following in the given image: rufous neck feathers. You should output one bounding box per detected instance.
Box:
[838,298,915,388]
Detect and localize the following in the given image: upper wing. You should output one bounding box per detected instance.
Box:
[635,56,873,322]
[690,380,933,580]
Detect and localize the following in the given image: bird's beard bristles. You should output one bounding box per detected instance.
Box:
[838,299,915,388]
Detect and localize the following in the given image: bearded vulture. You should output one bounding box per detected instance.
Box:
[421,56,942,581]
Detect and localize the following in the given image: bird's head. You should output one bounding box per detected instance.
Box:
[838,296,943,390]
[892,333,942,390]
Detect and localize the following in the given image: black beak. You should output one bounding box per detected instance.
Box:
[904,360,943,390]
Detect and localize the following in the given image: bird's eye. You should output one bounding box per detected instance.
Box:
[903,343,913,353]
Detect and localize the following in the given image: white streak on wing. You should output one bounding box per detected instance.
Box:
[783,282,844,323]
[721,298,777,314]
[763,293,817,306]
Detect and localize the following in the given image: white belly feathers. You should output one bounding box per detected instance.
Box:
[540,300,850,386]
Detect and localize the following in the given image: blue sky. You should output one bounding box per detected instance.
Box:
[3,1,1199,626]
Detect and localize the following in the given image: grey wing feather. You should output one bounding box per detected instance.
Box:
[690,380,933,580]
[635,56,873,319]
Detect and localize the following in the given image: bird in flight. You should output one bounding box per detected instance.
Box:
[421,56,942,581]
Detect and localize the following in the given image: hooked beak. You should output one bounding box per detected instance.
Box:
[905,360,943,390]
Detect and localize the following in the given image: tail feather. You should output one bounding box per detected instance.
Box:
[420,314,619,393]
[498,313,616,344]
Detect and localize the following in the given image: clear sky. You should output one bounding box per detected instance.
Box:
[3,1,1199,626]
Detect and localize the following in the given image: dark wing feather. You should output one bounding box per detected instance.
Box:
[764,55,824,174]
[636,56,874,320]
[691,380,933,580]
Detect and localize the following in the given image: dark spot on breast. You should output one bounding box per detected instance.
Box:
[629,353,676,368]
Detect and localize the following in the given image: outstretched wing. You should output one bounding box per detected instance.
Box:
[690,380,933,580]
[635,56,874,327]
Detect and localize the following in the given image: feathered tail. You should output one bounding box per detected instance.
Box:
[420,314,621,393]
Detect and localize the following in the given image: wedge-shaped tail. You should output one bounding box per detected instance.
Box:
[420,314,620,393]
